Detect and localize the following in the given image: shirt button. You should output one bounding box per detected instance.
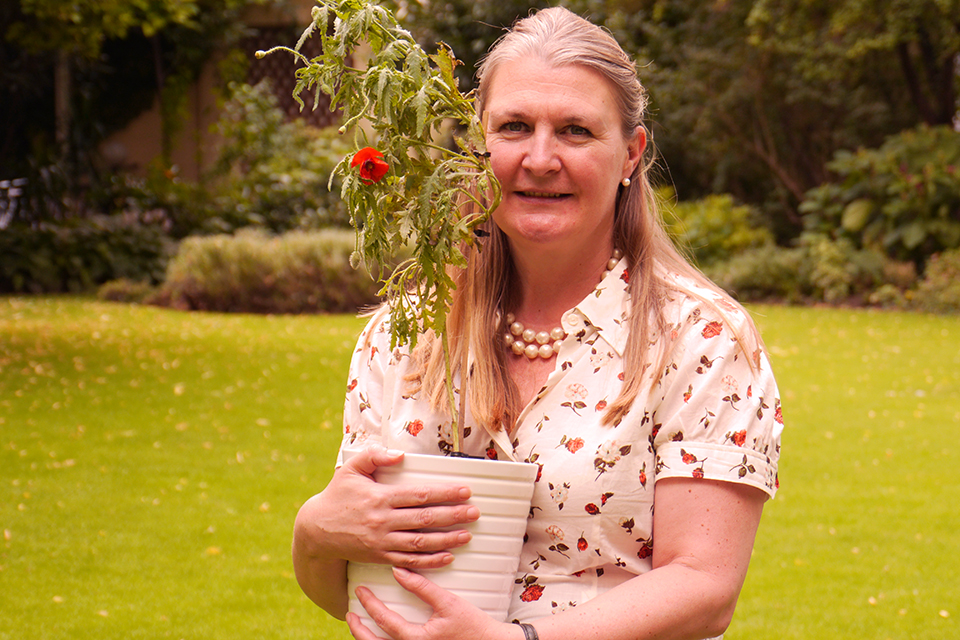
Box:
[564,312,582,329]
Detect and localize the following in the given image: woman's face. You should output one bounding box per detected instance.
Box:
[484,57,643,256]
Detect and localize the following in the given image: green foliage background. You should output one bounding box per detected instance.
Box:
[2,298,958,639]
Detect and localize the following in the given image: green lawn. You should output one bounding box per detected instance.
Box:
[1,298,957,639]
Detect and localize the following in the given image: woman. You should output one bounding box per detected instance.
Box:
[293,7,783,640]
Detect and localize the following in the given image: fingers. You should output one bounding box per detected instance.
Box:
[378,526,473,569]
[345,611,390,640]
[353,585,415,640]
[391,567,448,609]
[387,482,474,509]
[346,445,405,477]
[390,502,481,532]
[383,549,456,571]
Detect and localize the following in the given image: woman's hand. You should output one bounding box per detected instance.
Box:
[347,567,521,640]
[292,444,482,618]
[302,445,481,567]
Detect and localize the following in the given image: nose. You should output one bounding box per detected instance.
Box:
[520,129,561,176]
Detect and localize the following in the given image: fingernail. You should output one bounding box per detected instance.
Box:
[465,506,480,520]
[457,531,472,545]
[385,449,404,457]
[458,487,471,500]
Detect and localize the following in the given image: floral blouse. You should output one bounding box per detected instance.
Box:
[337,260,783,637]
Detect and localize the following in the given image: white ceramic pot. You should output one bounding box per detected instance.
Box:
[344,451,537,637]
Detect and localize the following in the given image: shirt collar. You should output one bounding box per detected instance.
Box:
[561,258,631,356]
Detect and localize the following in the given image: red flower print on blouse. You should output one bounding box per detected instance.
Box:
[520,584,544,602]
[731,429,747,446]
[701,320,723,339]
[351,147,389,185]
[577,533,588,552]
[636,538,653,560]
[584,503,600,515]
[563,437,585,453]
[621,268,630,284]
[404,419,424,436]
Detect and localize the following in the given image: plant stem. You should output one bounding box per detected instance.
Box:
[441,326,461,453]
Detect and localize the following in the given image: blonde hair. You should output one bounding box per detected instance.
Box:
[408,7,760,432]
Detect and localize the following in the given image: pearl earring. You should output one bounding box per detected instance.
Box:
[621,178,631,187]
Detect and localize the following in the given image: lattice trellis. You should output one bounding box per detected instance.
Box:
[242,26,346,128]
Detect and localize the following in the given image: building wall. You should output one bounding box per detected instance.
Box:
[99,0,336,181]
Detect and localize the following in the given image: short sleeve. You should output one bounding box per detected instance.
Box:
[652,303,783,497]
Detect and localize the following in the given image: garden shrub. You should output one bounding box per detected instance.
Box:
[705,234,899,305]
[801,234,886,304]
[912,248,960,314]
[868,284,907,309]
[0,214,174,293]
[151,228,389,314]
[800,124,960,267]
[97,278,156,303]
[705,244,807,302]
[661,189,774,268]
[121,81,351,238]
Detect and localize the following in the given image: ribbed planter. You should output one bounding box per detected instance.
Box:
[344,451,537,636]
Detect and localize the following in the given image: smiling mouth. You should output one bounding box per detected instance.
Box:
[518,191,569,198]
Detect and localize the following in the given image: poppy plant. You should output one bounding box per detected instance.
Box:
[351,147,390,185]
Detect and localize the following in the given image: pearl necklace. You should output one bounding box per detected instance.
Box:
[503,249,623,360]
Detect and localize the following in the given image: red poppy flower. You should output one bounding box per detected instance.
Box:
[565,437,584,453]
[351,147,389,185]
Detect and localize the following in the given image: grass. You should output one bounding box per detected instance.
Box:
[1,297,957,639]
[738,305,959,640]
[1,297,362,640]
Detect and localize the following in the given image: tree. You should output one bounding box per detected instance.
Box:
[7,0,205,157]
[397,0,554,92]
[748,0,959,127]
[2,0,260,182]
